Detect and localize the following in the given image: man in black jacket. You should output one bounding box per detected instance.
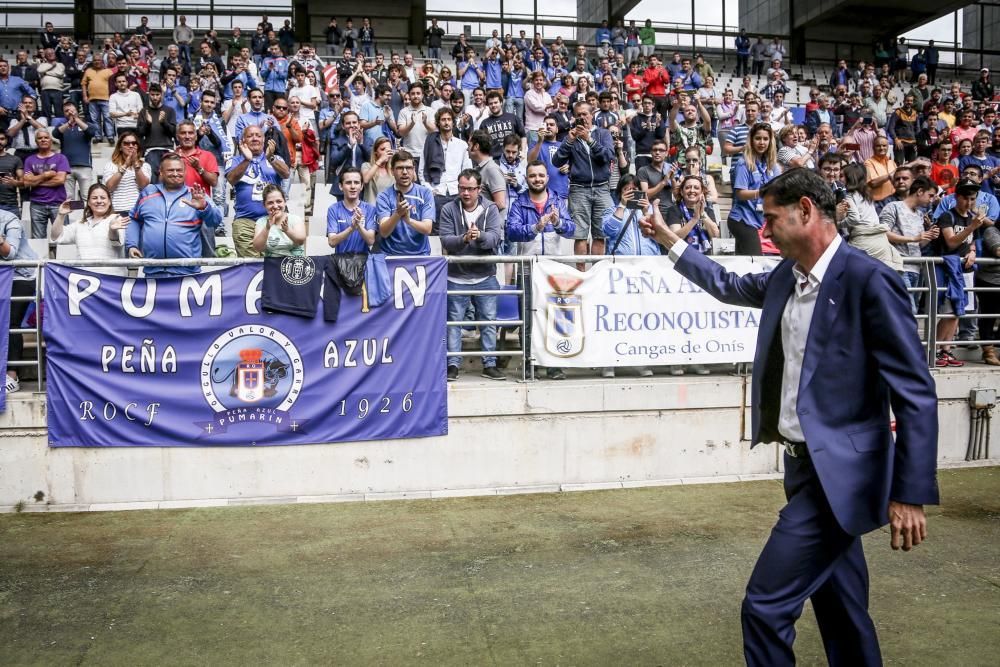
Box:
[138,84,177,182]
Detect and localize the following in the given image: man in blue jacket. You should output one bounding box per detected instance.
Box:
[126,153,222,277]
[642,167,939,666]
[261,41,289,111]
[552,100,614,269]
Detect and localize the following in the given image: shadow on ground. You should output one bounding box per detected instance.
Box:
[1,468,998,666]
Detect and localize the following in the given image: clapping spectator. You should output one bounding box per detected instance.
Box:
[225,125,289,257]
[52,99,96,199]
[252,184,306,257]
[6,95,48,160]
[836,163,903,271]
[103,131,151,215]
[50,184,127,273]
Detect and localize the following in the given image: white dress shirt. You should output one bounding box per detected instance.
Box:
[777,234,842,442]
[422,135,471,196]
[668,234,843,443]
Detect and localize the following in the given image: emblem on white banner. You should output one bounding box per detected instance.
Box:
[544,273,584,358]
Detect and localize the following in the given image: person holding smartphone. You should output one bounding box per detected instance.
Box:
[50,183,128,274]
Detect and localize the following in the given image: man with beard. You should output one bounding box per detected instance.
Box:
[479,90,525,159]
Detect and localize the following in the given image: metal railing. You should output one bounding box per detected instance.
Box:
[5,255,1000,391]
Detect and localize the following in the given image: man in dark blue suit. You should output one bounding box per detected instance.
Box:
[642,168,939,666]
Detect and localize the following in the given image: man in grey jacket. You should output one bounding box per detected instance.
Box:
[439,169,504,381]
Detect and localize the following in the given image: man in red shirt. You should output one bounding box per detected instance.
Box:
[642,55,671,116]
[174,119,221,257]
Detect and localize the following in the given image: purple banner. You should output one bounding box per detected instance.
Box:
[43,259,448,446]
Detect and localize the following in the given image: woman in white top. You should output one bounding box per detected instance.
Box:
[252,184,307,257]
[102,131,152,215]
[51,183,128,275]
[837,162,903,271]
[361,137,396,204]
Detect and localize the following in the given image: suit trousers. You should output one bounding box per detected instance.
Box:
[742,453,882,667]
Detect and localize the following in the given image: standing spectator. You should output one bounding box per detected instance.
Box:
[160,68,190,121]
[960,131,999,197]
[0,134,22,216]
[252,184,306,257]
[881,176,939,313]
[325,18,342,58]
[932,178,985,366]
[728,122,779,255]
[1,208,38,394]
[233,88,278,142]
[931,140,959,192]
[220,54,259,101]
[836,162,903,271]
[52,100,95,200]
[630,95,666,171]
[22,129,68,238]
[637,139,674,220]
[553,100,614,266]
[498,135,527,208]
[751,37,768,76]
[526,115,569,199]
[421,107,471,213]
[341,19,357,56]
[10,51,38,92]
[225,125,289,257]
[40,22,60,50]
[261,42,289,110]
[361,137,394,204]
[50,183,127,272]
[109,73,143,134]
[327,166,378,253]
[125,154,222,276]
[138,85,177,180]
[251,27,269,69]
[735,29,751,77]
[439,169,504,381]
[864,135,898,206]
[327,111,369,197]
[467,131,508,219]
[35,49,65,120]
[978,220,1000,365]
[6,95,47,161]
[159,45,190,86]
[277,20,295,56]
[175,120,219,200]
[669,96,710,166]
[376,150,435,256]
[887,94,920,164]
[523,71,553,145]
[625,21,641,66]
[288,70,321,129]
[972,68,994,102]
[174,16,194,65]
[506,161,575,380]
[639,20,656,58]
[925,40,939,85]
[358,18,376,59]
[222,80,250,138]
[723,99,761,157]
[479,91,525,158]
[396,83,436,175]
[80,57,114,143]
[642,55,670,116]
[425,19,445,62]
[103,131,152,216]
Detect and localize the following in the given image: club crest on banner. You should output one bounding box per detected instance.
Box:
[280,256,316,286]
[544,273,584,358]
[198,326,307,436]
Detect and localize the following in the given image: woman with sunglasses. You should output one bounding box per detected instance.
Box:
[102,131,151,216]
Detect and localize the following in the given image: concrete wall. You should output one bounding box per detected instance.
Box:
[738,0,790,37]
[1,370,996,511]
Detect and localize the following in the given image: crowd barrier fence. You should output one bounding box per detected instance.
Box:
[6,255,1000,389]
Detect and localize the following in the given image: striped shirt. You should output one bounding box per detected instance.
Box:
[103,161,153,213]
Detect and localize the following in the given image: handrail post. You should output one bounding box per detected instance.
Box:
[925,261,938,368]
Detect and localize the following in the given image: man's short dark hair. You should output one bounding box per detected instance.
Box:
[458,168,482,185]
[598,91,613,102]
[502,134,520,148]
[148,83,162,93]
[434,106,454,125]
[817,152,845,169]
[469,130,492,155]
[339,166,363,184]
[961,163,984,176]
[201,89,216,100]
[526,159,545,173]
[909,176,936,195]
[375,84,390,97]
[759,167,837,222]
[390,149,414,169]
[486,90,503,103]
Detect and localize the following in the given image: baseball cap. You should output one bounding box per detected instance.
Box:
[954,178,980,195]
[981,67,990,74]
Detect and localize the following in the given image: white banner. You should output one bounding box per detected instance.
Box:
[531,256,780,367]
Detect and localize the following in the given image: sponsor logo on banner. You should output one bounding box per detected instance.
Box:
[544,274,584,358]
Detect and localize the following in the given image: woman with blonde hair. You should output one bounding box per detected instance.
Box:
[776,124,816,170]
[361,137,395,204]
[728,122,779,255]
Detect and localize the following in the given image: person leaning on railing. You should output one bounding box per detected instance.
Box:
[1,208,39,394]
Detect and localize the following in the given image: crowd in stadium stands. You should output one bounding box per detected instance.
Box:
[2,16,1000,392]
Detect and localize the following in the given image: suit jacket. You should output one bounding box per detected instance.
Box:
[673,241,939,536]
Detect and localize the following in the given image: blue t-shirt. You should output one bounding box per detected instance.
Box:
[225,153,283,220]
[506,70,525,99]
[375,184,435,256]
[326,200,378,254]
[730,157,778,229]
[485,57,503,89]
[460,62,483,90]
[534,140,569,199]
